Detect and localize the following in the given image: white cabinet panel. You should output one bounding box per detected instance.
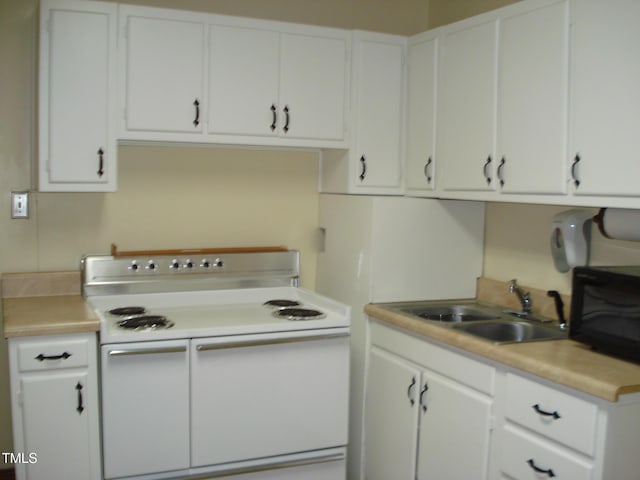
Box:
[417,371,492,480]
[121,9,205,134]
[497,0,569,194]
[569,0,640,197]
[438,19,497,192]
[39,0,116,192]
[364,347,421,480]
[208,25,280,136]
[406,32,438,195]
[279,33,348,141]
[352,36,405,190]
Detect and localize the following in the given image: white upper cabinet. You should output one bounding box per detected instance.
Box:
[278,32,349,142]
[39,0,117,192]
[118,5,349,148]
[496,0,569,195]
[437,17,498,192]
[569,0,640,198]
[320,31,406,194]
[208,25,348,144]
[208,25,280,137]
[119,7,205,136]
[405,30,439,196]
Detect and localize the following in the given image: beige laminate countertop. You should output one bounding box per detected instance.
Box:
[365,302,640,403]
[3,295,99,338]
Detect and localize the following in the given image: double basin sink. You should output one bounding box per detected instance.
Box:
[391,301,567,344]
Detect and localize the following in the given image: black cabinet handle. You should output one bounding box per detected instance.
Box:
[532,403,561,420]
[571,154,581,188]
[527,459,556,477]
[283,106,290,133]
[270,104,277,132]
[419,382,429,412]
[483,156,492,185]
[359,155,367,181]
[193,99,200,127]
[407,376,416,406]
[497,157,506,187]
[35,352,72,362]
[424,157,432,184]
[97,148,104,177]
[76,382,84,414]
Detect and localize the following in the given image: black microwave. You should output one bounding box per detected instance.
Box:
[570,266,640,362]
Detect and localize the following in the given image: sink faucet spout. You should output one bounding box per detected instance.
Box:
[509,279,532,313]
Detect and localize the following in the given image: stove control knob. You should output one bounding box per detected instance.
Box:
[169,259,181,270]
[184,259,194,269]
[200,259,211,268]
[215,258,224,268]
[128,261,139,272]
[146,260,157,271]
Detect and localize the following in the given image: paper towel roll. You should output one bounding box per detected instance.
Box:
[595,208,640,242]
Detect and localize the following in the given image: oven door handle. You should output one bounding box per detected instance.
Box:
[189,452,345,479]
[107,346,187,357]
[196,332,349,351]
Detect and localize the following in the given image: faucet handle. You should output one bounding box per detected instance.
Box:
[508,278,518,292]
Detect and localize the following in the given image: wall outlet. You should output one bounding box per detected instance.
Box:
[11,191,29,219]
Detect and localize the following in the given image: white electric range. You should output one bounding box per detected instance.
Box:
[82,250,350,480]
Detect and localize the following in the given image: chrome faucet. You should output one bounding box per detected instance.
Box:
[509,279,532,313]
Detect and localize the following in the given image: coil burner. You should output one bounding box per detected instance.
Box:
[263,299,302,308]
[116,315,175,330]
[272,308,326,321]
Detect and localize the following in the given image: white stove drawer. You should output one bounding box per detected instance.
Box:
[190,331,349,467]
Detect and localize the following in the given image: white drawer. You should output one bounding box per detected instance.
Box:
[505,372,598,456]
[17,335,90,372]
[500,424,593,480]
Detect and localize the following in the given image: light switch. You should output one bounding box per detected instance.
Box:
[11,191,29,219]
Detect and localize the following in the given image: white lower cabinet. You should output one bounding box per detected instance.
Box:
[364,321,495,480]
[492,370,640,479]
[8,333,101,480]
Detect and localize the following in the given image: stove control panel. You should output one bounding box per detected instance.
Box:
[81,251,299,295]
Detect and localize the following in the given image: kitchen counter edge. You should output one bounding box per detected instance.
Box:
[365,303,640,402]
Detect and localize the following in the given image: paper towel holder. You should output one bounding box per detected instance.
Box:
[550,209,592,273]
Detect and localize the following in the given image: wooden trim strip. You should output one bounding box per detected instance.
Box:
[110,243,288,258]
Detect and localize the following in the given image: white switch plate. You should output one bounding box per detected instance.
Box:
[11,191,29,219]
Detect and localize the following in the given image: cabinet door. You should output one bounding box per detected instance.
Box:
[438,19,497,192]
[417,370,493,480]
[406,33,438,194]
[21,371,96,480]
[364,347,421,480]
[122,9,204,134]
[279,33,348,141]
[497,0,569,194]
[39,0,116,192]
[352,34,405,191]
[100,341,190,479]
[208,25,280,136]
[570,0,640,196]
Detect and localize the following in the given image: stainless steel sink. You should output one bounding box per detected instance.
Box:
[388,300,568,344]
[397,305,500,323]
[450,320,566,344]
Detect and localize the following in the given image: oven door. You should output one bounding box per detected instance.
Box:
[101,340,190,479]
[190,329,350,467]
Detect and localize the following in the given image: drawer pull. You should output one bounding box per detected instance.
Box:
[35,352,72,362]
[527,458,556,477]
[532,403,561,420]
